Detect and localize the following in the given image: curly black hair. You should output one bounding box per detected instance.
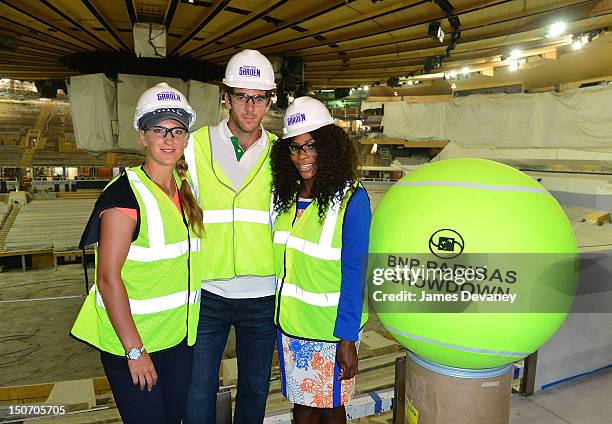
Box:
[270,124,359,222]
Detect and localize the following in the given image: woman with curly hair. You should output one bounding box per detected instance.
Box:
[271,96,371,423]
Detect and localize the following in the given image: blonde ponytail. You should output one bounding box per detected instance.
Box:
[176,157,204,237]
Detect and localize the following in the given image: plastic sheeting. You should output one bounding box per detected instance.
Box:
[69,74,117,153]
[69,74,220,153]
[187,80,221,131]
[434,142,612,171]
[382,85,612,149]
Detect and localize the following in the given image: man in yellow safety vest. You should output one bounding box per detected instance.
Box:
[184,49,277,424]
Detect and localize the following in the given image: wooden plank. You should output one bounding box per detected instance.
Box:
[520,350,538,396]
[46,379,95,409]
[92,378,112,398]
[0,383,54,403]
[360,331,399,357]
[585,210,611,226]
[31,251,55,269]
[222,358,238,386]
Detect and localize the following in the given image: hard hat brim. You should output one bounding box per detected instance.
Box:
[223,80,276,91]
[283,120,335,139]
[138,108,190,130]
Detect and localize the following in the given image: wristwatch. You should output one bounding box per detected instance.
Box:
[125,346,145,360]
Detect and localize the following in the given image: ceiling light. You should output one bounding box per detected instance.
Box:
[547,22,566,38]
[509,49,522,60]
[449,70,457,78]
[363,85,369,91]
[406,80,414,86]
[450,83,457,89]
[428,22,445,43]
[393,91,398,96]
[462,67,469,75]
[508,60,519,72]
[571,38,583,50]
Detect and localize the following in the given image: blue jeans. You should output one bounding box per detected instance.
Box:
[185,290,276,424]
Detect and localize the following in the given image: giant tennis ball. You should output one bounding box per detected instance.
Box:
[369,158,579,369]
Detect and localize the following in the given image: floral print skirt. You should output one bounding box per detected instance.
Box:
[277,329,361,408]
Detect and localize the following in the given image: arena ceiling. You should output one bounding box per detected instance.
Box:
[1,0,612,90]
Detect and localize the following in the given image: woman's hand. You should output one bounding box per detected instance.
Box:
[336,339,358,380]
[127,351,158,391]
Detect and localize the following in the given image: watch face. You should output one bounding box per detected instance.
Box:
[127,347,142,360]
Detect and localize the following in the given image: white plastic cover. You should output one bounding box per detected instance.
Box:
[187,80,221,130]
[70,74,221,153]
[382,85,612,149]
[69,74,117,153]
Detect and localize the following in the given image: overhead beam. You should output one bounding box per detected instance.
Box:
[2,31,76,55]
[80,0,131,52]
[241,0,431,56]
[0,0,99,51]
[0,16,96,54]
[183,0,287,57]
[168,0,231,56]
[300,10,607,69]
[194,0,358,59]
[38,0,114,51]
[291,0,595,62]
[124,0,137,27]
[4,51,63,62]
[273,0,509,55]
[163,0,180,30]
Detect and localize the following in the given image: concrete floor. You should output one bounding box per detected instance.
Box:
[510,366,612,424]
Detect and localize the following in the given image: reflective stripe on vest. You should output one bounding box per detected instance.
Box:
[126,170,199,262]
[203,208,270,225]
[186,126,276,281]
[275,278,340,307]
[184,134,200,204]
[272,186,349,264]
[93,285,200,315]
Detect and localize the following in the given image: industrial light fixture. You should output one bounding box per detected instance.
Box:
[508,60,519,72]
[547,22,566,38]
[462,67,469,75]
[393,91,398,96]
[363,85,369,91]
[428,22,445,43]
[449,70,457,78]
[450,82,457,89]
[571,36,583,50]
[509,49,522,60]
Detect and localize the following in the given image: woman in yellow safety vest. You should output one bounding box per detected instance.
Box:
[270,96,371,423]
[71,83,203,424]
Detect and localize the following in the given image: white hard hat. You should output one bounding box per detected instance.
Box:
[133,82,196,130]
[223,49,276,91]
[283,96,334,139]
